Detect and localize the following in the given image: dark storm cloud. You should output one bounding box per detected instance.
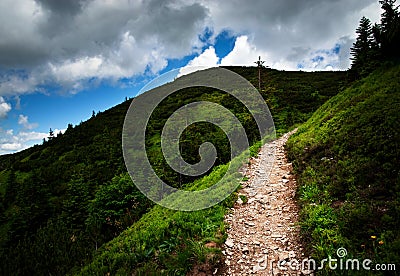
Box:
[0,42,48,68]
[0,0,208,69]
[35,0,83,14]
[128,0,208,55]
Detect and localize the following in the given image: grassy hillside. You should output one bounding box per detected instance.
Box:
[227,67,352,134]
[286,64,400,274]
[0,67,349,275]
[76,163,237,275]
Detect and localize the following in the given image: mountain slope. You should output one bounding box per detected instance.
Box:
[0,67,349,275]
[286,64,400,272]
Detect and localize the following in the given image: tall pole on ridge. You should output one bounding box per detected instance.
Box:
[254,56,265,91]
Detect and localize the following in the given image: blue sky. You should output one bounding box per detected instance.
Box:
[0,0,381,155]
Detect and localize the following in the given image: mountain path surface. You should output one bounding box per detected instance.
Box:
[219,130,312,275]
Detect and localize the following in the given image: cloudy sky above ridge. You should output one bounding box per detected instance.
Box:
[0,0,381,154]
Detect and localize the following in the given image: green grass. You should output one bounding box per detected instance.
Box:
[77,206,227,275]
[77,163,237,275]
[286,64,400,274]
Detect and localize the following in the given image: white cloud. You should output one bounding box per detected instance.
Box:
[220,36,269,66]
[204,0,379,71]
[360,1,381,25]
[50,56,103,82]
[0,128,66,154]
[18,131,48,140]
[0,73,45,96]
[188,46,219,67]
[1,142,23,151]
[0,129,46,154]
[179,34,351,75]
[0,96,12,118]
[48,31,167,84]
[18,114,38,130]
[178,46,219,76]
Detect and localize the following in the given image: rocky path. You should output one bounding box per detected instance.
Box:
[220,130,308,275]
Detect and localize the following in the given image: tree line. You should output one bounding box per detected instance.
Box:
[351,0,400,77]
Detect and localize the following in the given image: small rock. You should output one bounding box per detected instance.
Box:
[253,264,264,272]
[247,198,256,204]
[225,238,234,248]
[242,246,249,253]
[245,221,255,227]
[255,194,265,199]
[279,252,290,261]
[258,198,269,204]
[271,234,282,238]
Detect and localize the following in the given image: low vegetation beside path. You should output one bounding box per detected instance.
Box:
[286,64,400,274]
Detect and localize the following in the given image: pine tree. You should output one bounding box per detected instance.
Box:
[371,23,383,65]
[372,23,382,47]
[379,0,400,58]
[4,171,17,206]
[350,17,374,76]
[48,128,54,140]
